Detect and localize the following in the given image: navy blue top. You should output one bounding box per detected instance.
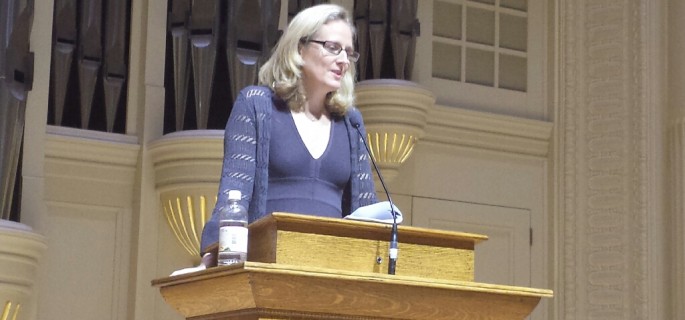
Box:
[200,86,379,255]
[266,105,351,218]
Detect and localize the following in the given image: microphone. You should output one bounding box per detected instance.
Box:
[352,122,399,275]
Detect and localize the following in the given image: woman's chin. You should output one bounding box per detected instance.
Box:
[324,80,342,91]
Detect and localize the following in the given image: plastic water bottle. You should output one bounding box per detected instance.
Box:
[217,190,248,266]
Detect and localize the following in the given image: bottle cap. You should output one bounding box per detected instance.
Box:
[227,190,242,201]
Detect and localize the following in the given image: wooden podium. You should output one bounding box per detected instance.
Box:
[152,213,552,319]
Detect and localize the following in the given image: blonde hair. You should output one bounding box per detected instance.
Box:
[258,4,356,116]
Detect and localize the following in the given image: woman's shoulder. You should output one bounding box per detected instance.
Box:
[344,107,363,125]
[239,85,274,99]
[232,86,281,120]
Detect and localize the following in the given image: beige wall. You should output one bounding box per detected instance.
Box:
[9,0,682,319]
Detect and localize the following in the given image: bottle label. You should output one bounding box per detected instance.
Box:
[219,226,248,253]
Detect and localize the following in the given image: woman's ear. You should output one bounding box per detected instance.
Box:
[297,41,304,55]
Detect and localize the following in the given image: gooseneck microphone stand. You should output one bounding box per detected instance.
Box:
[352,123,399,275]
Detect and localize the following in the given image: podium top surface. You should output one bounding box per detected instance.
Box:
[253,212,488,248]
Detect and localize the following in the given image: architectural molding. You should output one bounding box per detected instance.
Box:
[148,130,224,256]
[0,220,46,320]
[423,105,553,157]
[355,79,435,182]
[43,126,140,206]
[148,130,224,189]
[45,125,139,167]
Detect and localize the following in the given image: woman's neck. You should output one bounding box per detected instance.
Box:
[302,100,328,121]
[302,87,329,119]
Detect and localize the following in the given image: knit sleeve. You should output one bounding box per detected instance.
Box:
[200,90,259,254]
[347,108,378,210]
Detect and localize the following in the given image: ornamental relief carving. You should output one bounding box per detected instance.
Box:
[558,0,649,319]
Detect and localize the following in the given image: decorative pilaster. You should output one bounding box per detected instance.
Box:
[557,0,653,319]
[668,1,685,318]
[673,118,685,318]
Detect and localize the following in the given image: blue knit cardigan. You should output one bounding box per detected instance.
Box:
[200,86,378,254]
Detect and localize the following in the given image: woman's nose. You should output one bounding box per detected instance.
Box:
[336,50,351,64]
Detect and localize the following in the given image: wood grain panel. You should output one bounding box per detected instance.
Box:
[247,213,484,281]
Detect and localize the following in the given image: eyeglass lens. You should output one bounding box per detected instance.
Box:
[312,40,359,62]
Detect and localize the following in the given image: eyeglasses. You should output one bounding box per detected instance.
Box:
[305,40,360,62]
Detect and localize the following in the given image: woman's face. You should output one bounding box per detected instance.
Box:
[300,20,354,95]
